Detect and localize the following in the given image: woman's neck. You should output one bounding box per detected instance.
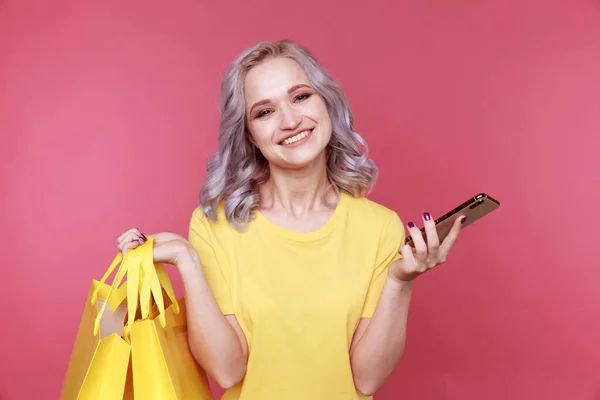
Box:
[260,155,335,217]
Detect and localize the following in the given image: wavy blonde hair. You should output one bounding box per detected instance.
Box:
[199,40,378,229]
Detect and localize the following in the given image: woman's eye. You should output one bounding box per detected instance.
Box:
[295,93,312,102]
[256,109,273,118]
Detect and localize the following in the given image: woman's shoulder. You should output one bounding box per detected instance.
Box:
[343,193,401,221]
[189,202,238,237]
[342,193,404,236]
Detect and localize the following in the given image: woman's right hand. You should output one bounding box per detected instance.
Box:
[118,231,248,387]
[116,228,199,270]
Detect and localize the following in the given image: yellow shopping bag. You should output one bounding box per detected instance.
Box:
[60,251,132,400]
[128,247,213,400]
[60,237,213,399]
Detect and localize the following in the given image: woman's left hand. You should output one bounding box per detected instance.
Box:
[389,212,466,283]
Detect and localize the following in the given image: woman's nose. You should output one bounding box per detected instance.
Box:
[279,105,301,131]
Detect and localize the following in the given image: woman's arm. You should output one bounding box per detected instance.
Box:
[349,266,413,396]
[178,248,248,389]
[116,229,248,389]
[350,212,465,395]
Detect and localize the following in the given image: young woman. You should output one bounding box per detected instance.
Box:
[117,40,465,400]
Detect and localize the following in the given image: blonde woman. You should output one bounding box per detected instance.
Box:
[117,40,465,400]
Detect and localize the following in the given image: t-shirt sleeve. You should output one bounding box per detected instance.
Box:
[361,211,405,318]
[188,207,234,315]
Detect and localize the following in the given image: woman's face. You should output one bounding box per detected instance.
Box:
[244,57,332,170]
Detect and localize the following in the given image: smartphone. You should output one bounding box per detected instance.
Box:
[405,193,500,246]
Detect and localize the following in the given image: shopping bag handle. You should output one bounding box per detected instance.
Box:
[136,237,179,321]
[123,236,172,334]
[92,251,131,336]
[90,251,123,305]
[91,236,180,336]
[92,242,142,337]
[155,263,180,315]
[93,242,148,338]
[136,235,167,328]
[124,245,141,336]
[124,235,173,335]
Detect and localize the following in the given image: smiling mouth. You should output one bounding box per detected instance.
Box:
[279,129,313,145]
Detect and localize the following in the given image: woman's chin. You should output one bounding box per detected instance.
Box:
[272,149,327,170]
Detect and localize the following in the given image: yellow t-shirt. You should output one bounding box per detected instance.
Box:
[188,192,405,400]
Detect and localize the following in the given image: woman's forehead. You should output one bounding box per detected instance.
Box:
[244,58,309,103]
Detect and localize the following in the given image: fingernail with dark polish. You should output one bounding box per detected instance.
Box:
[408,222,415,228]
[424,212,431,221]
[461,216,467,224]
[140,233,147,241]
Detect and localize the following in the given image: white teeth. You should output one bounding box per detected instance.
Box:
[282,130,311,145]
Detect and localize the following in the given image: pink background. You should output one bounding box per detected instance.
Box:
[1,0,599,399]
